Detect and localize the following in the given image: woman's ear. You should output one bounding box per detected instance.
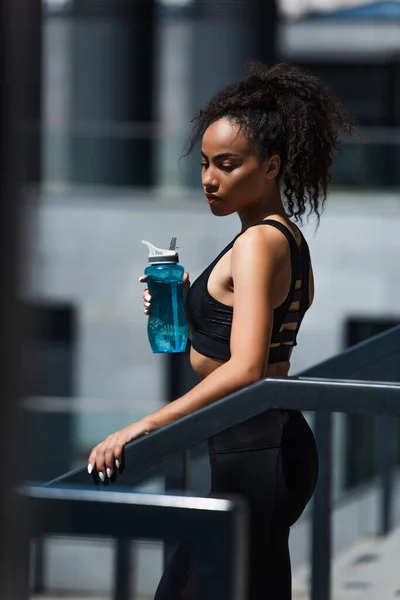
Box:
[264,154,281,180]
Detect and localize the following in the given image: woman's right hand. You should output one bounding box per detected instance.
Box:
[139,272,190,315]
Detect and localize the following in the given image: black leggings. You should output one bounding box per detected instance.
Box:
[154,409,319,600]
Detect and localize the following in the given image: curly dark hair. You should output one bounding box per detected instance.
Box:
[185,62,354,224]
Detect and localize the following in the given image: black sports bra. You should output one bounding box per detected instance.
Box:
[186,219,311,364]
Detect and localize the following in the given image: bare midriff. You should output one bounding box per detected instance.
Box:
[190,345,291,381]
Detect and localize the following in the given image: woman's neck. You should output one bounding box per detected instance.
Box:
[238,190,287,231]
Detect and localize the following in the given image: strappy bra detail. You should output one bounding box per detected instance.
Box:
[186,219,311,364]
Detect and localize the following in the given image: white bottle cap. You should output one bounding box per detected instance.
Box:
[142,238,179,264]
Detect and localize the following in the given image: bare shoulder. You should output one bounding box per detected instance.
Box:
[231,223,291,265]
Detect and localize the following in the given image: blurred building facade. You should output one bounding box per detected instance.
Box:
[281,0,400,18]
[25,0,400,595]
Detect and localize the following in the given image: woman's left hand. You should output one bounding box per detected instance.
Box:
[87,420,151,482]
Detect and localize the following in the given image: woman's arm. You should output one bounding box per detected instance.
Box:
[88,226,290,479]
[144,226,291,429]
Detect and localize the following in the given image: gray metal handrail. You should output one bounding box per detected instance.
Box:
[48,376,400,487]
[298,324,400,600]
[21,484,248,600]
[299,323,400,380]
[43,324,400,600]
[49,324,400,486]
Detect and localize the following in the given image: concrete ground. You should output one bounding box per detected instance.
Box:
[31,524,400,599]
[292,525,400,600]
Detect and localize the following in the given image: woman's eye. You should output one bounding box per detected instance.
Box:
[200,162,235,172]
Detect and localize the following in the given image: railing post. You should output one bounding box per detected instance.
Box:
[164,450,191,566]
[311,410,333,600]
[195,508,248,600]
[378,414,395,536]
[164,450,191,494]
[113,539,133,600]
[32,540,45,593]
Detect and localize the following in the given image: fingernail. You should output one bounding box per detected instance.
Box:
[144,309,148,314]
[145,294,151,302]
[139,276,145,282]
[106,468,112,479]
[115,460,120,469]
[87,464,93,475]
[98,472,105,482]
[144,301,150,308]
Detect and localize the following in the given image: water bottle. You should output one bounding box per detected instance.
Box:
[142,237,188,354]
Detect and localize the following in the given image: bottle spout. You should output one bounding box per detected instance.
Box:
[142,240,164,256]
[142,239,179,264]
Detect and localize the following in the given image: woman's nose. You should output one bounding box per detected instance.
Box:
[203,170,218,191]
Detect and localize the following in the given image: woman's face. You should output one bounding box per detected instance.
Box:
[200,117,280,217]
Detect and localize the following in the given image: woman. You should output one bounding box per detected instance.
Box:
[88,62,353,599]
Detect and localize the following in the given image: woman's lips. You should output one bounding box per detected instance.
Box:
[206,194,221,204]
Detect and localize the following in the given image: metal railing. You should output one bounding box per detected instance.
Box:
[25,324,400,600]
[21,485,248,600]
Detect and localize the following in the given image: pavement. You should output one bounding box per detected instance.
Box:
[292,525,400,599]
[31,525,400,600]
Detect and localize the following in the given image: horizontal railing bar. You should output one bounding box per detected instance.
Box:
[328,353,400,384]
[22,484,248,600]
[298,325,400,379]
[20,484,245,540]
[47,326,400,486]
[24,484,234,509]
[49,376,400,486]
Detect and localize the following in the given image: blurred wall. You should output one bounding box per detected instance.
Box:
[25,190,400,449]
[24,188,400,596]
[33,4,400,595]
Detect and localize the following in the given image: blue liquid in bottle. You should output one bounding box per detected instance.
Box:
[143,238,188,354]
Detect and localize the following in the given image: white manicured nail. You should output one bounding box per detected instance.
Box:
[144,309,148,314]
[106,468,112,479]
[144,301,150,308]
[145,294,151,302]
[115,460,120,469]
[87,464,93,475]
[98,472,105,482]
